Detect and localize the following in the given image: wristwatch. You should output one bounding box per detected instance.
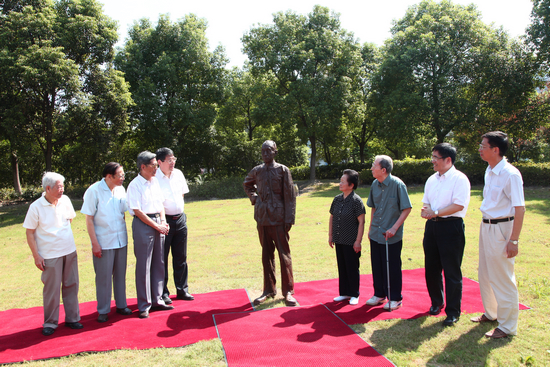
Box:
[510,240,519,245]
[434,210,439,217]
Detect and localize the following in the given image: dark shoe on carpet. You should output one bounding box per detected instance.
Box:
[177,292,194,301]
[151,304,175,311]
[65,322,83,329]
[285,293,297,307]
[443,315,459,326]
[470,314,494,323]
[253,292,276,305]
[116,307,133,315]
[429,304,444,315]
[139,310,149,319]
[97,314,109,323]
[162,295,173,304]
[42,327,55,336]
[485,327,508,339]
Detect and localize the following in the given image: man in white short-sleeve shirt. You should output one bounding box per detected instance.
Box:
[156,147,193,303]
[470,131,525,339]
[126,151,173,319]
[23,172,82,336]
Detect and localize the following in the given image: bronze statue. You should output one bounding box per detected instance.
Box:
[243,140,297,306]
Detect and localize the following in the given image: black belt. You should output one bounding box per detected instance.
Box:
[146,213,160,218]
[483,216,514,224]
[166,213,183,221]
[430,216,461,222]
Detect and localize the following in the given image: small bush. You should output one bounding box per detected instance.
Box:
[187,176,247,200]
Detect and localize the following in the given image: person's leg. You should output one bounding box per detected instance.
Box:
[171,214,189,295]
[61,251,80,323]
[42,257,63,329]
[478,222,498,320]
[273,225,294,295]
[258,225,277,295]
[132,217,155,311]
[151,217,167,306]
[387,240,403,302]
[370,239,386,298]
[162,219,175,297]
[94,249,115,314]
[439,220,465,317]
[112,246,128,309]
[340,244,360,298]
[423,220,444,307]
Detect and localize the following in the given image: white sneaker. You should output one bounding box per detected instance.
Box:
[333,295,351,302]
[365,296,385,306]
[349,297,359,305]
[383,300,402,310]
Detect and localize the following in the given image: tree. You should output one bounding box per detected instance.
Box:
[372,0,538,157]
[115,14,227,175]
[527,0,550,68]
[242,5,361,180]
[0,0,132,186]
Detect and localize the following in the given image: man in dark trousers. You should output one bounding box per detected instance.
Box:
[244,140,297,306]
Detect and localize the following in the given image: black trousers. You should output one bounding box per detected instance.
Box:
[163,213,189,297]
[335,244,361,298]
[370,239,403,302]
[422,218,465,317]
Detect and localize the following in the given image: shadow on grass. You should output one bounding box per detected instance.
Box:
[0,199,83,229]
[354,316,511,366]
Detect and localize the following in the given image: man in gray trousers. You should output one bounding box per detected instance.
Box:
[126,151,174,319]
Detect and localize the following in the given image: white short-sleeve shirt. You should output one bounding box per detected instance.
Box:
[156,168,189,215]
[126,174,165,216]
[81,178,128,250]
[422,165,471,218]
[23,194,77,259]
[480,159,525,219]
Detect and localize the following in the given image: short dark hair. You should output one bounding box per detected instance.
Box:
[343,169,359,190]
[102,162,121,178]
[482,131,508,157]
[156,147,174,162]
[433,143,457,164]
[137,151,155,171]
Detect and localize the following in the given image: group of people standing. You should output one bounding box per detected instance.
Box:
[329,131,525,340]
[24,148,193,336]
[23,131,524,341]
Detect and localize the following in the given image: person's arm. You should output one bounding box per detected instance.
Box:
[85,215,102,258]
[385,207,412,239]
[369,207,375,238]
[243,169,258,205]
[26,228,45,271]
[133,209,169,235]
[328,214,334,248]
[507,206,525,258]
[353,214,365,253]
[421,204,463,220]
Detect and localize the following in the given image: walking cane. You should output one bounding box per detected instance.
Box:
[385,236,392,312]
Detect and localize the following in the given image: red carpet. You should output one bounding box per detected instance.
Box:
[294,268,530,325]
[214,304,395,367]
[0,289,253,364]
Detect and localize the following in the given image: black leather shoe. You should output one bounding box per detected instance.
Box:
[443,315,460,326]
[42,327,55,336]
[429,304,444,315]
[162,295,173,304]
[97,314,109,323]
[253,292,276,305]
[139,310,149,319]
[151,304,175,311]
[116,307,133,315]
[177,292,194,301]
[65,322,83,329]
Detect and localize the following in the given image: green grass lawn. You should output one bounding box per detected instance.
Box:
[0,183,549,366]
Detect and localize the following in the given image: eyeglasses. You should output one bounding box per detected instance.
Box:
[147,163,158,168]
[479,144,493,150]
[115,174,125,179]
[431,155,444,161]
[165,157,177,163]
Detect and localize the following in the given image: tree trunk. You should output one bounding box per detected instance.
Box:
[309,135,316,181]
[11,151,22,194]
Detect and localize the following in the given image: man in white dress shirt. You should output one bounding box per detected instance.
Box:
[23,172,82,336]
[470,131,525,339]
[126,151,173,319]
[421,143,471,327]
[156,147,194,303]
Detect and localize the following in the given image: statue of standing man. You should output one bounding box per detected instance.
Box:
[244,140,297,306]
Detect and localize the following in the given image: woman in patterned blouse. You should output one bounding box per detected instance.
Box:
[328,169,366,305]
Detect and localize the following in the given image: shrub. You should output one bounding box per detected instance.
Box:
[187,176,247,200]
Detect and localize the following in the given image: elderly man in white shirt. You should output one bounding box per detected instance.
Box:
[471,131,525,339]
[81,162,133,322]
[421,143,471,327]
[156,148,194,304]
[127,151,173,319]
[23,172,82,336]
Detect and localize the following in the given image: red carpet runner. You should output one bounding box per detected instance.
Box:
[214,304,395,367]
[293,268,529,325]
[0,289,253,364]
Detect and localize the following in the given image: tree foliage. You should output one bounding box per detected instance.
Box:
[527,0,550,69]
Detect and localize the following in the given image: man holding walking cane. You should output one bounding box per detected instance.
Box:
[366,155,412,311]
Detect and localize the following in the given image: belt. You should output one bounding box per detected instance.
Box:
[146,213,160,218]
[166,213,183,221]
[483,216,514,224]
[430,216,461,222]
